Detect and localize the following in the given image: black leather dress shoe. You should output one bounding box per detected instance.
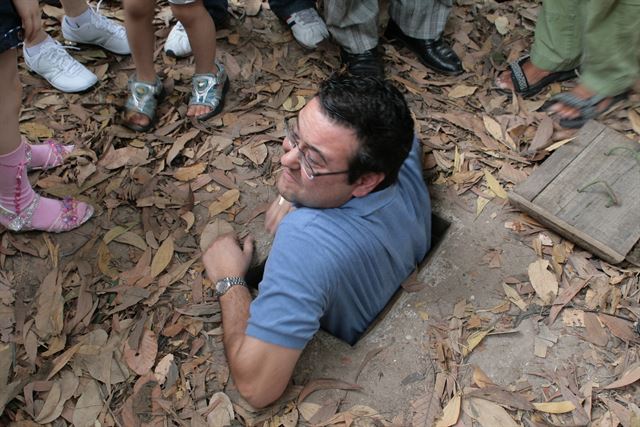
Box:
[340,46,385,79]
[385,19,463,76]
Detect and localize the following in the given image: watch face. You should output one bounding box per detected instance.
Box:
[215,279,230,296]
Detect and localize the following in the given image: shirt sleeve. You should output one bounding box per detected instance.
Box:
[246,215,333,350]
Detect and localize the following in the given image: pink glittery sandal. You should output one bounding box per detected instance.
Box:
[0,144,93,233]
[25,139,74,171]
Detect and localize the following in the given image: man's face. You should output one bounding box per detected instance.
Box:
[276,98,366,209]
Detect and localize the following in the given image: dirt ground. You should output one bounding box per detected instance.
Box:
[1,0,640,426]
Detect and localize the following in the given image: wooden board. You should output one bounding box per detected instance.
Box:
[509,121,640,264]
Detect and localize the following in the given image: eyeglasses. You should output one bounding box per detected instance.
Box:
[284,117,350,180]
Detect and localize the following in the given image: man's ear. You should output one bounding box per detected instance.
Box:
[351,172,385,198]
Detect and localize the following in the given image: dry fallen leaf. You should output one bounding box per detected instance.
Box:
[200,219,234,252]
[150,236,174,278]
[527,259,558,304]
[72,379,103,427]
[206,392,234,426]
[209,189,240,217]
[464,329,492,357]
[282,95,306,112]
[628,109,640,135]
[533,401,576,413]
[448,85,477,99]
[494,16,509,34]
[435,392,461,427]
[463,397,519,427]
[123,328,158,376]
[602,363,640,389]
[484,170,508,199]
[174,162,207,181]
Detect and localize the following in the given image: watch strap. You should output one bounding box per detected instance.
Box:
[214,276,248,297]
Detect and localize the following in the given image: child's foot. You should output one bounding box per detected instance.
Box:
[61,4,130,55]
[124,77,164,132]
[285,8,329,49]
[187,61,229,120]
[0,143,93,233]
[25,139,74,171]
[0,194,93,233]
[23,37,98,93]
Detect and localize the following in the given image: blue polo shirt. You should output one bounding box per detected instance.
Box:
[246,137,431,348]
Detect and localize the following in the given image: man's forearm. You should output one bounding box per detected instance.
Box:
[219,285,252,359]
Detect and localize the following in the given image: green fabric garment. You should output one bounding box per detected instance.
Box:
[531,0,640,96]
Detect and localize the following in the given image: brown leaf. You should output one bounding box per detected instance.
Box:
[297,379,362,404]
[238,141,268,165]
[628,109,640,135]
[150,236,174,279]
[34,270,64,339]
[434,393,461,427]
[99,146,149,170]
[208,189,240,217]
[448,85,477,98]
[602,363,640,389]
[73,379,103,427]
[206,392,234,426]
[598,314,640,343]
[174,162,207,181]
[466,385,534,411]
[462,397,519,427]
[113,231,148,251]
[527,259,558,304]
[47,343,82,380]
[548,276,590,324]
[582,312,608,346]
[200,220,234,252]
[120,373,164,426]
[36,370,79,423]
[97,242,118,279]
[167,129,199,166]
[123,328,158,376]
[528,116,554,152]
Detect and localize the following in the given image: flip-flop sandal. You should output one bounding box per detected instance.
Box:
[495,55,577,98]
[124,76,165,132]
[189,61,229,121]
[540,91,630,129]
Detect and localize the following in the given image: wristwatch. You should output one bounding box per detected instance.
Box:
[214,277,249,298]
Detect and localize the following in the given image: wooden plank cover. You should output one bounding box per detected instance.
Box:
[509,121,640,264]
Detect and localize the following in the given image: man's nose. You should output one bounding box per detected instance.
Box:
[281,137,300,169]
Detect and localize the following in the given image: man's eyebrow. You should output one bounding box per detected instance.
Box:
[294,122,329,164]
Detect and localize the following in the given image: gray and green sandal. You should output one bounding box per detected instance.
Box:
[189,60,229,121]
[124,76,164,132]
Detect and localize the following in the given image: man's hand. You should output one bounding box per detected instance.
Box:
[13,0,41,44]
[203,233,254,283]
[265,196,294,235]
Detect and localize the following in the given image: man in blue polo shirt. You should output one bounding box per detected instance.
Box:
[202,75,431,408]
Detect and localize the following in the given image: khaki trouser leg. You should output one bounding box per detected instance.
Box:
[530,0,584,72]
[579,0,640,96]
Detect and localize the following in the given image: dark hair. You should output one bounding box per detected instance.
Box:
[317,74,414,190]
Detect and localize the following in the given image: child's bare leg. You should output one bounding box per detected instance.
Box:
[0,49,21,156]
[171,0,218,117]
[0,49,93,231]
[123,0,157,127]
[59,0,87,17]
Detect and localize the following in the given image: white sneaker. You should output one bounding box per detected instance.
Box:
[164,22,192,58]
[23,41,98,93]
[285,8,329,49]
[62,6,130,55]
